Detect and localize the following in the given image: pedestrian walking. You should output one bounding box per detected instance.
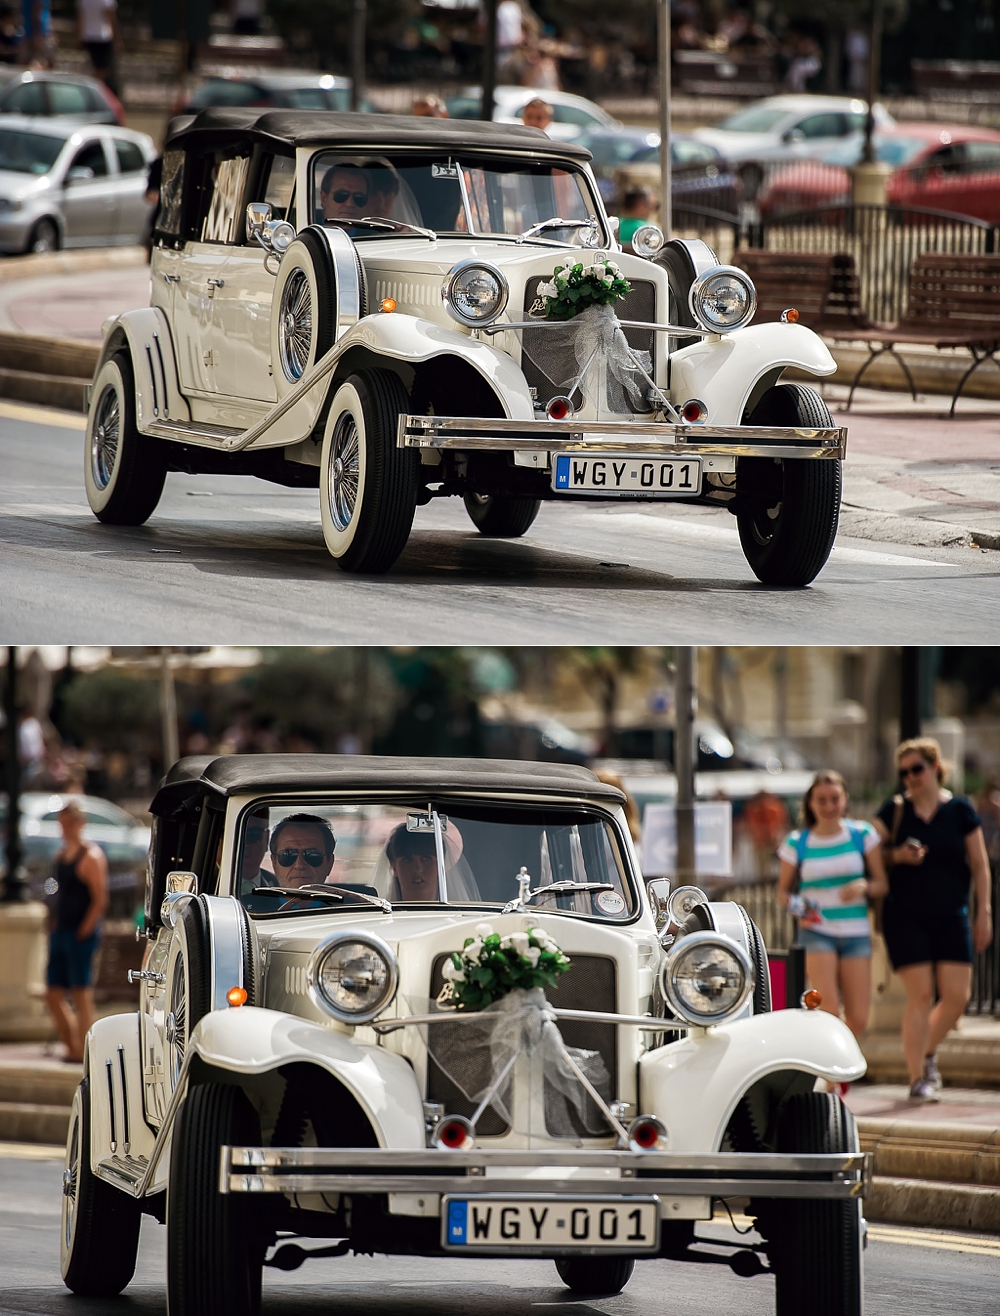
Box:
[76,0,120,95]
[776,772,888,1075]
[44,800,108,1064]
[873,737,993,1102]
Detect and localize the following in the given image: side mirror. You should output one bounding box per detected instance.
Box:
[246,200,271,240]
[166,870,197,894]
[606,215,620,237]
[647,878,671,929]
[783,128,806,144]
[66,165,95,185]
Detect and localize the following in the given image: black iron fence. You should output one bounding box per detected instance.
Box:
[704,876,797,952]
[968,870,1000,1017]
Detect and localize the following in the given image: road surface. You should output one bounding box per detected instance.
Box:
[2,402,998,643]
[1,1147,998,1316]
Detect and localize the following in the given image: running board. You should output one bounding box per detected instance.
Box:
[145,418,244,448]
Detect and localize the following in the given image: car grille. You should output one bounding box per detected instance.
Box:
[519,277,656,412]
[427,953,618,1138]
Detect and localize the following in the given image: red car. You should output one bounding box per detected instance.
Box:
[759,123,1000,223]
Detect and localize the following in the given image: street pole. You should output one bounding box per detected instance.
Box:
[160,649,179,770]
[675,647,696,887]
[899,648,921,742]
[350,0,366,112]
[1,648,25,902]
[480,0,498,122]
[861,0,884,164]
[658,0,672,239]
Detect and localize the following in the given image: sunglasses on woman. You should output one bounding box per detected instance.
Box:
[331,189,368,206]
[274,847,327,867]
[900,762,927,779]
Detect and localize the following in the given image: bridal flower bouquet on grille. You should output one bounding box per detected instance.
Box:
[440,922,571,1011]
[536,259,632,322]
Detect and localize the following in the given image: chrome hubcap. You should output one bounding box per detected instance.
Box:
[167,960,186,1089]
[63,1109,79,1252]
[328,412,360,532]
[90,384,120,491]
[278,268,312,381]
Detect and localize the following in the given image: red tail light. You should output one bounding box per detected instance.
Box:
[626,1115,668,1152]
[681,398,707,424]
[433,1115,475,1151]
[546,396,574,421]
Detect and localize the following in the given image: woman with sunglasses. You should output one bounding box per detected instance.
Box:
[874,738,993,1102]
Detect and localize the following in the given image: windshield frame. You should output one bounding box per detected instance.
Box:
[306,146,609,247]
[230,790,639,925]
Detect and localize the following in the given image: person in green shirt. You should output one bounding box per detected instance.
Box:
[616,186,656,248]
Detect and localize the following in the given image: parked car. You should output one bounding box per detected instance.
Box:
[578,127,741,214]
[692,94,895,196]
[759,123,1000,223]
[0,116,156,253]
[84,109,847,587]
[60,753,869,1315]
[0,790,150,913]
[178,72,372,115]
[0,69,125,125]
[446,85,620,141]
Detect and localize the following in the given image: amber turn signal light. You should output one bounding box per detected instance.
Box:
[801,989,822,1010]
[227,985,248,1007]
[780,308,800,323]
[380,298,397,313]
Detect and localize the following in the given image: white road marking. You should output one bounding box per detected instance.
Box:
[0,1142,64,1159]
[0,401,86,431]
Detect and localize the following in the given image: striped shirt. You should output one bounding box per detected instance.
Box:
[777,822,878,939]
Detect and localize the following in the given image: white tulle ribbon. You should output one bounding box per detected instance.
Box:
[523,303,650,414]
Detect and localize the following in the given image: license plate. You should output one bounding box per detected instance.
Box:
[552,453,701,497]
[441,1195,660,1253]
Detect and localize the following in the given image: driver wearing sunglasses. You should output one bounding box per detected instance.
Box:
[269,813,336,889]
[319,165,373,221]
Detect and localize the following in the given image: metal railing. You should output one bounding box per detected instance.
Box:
[704,876,796,953]
[968,870,1000,1017]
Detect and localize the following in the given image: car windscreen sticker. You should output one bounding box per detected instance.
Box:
[596,889,626,914]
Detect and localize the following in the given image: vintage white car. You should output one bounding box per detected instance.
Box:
[61,755,868,1315]
[83,109,846,586]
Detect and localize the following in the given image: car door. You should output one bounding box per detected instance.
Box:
[113,135,151,242]
[60,134,119,244]
[784,111,849,159]
[952,141,1000,222]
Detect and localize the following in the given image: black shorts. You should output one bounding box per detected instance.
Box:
[882,903,972,970]
[85,40,113,70]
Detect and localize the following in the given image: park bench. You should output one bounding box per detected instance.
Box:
[732,250,867,338]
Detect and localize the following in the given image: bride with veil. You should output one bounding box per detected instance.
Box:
[370,819,482,903]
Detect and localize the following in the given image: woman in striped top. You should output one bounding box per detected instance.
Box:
[777,770,889,1042]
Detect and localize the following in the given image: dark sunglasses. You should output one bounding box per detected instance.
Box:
[331,188,368,205]
[900,762,927,778]
[275,847,326,867]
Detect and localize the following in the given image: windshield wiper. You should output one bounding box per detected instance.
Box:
[252,885,392,913]
[325,216,436,240]
[501,878,613,915]
[516,217,600,245]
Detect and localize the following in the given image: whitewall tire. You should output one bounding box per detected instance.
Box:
[84,351,166,525]
[269,230,336,398]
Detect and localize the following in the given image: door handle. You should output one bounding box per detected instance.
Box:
[162,273,180,284]
[206,278,225,288]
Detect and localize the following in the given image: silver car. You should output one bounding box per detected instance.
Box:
[0,115,156,254]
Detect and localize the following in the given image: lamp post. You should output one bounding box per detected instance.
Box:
[160,649,179,770]
[675,647,696,885]
[480,0,498,122]
[350,0,366,111]
[1,648,26,903]
[658,0,672,240]
[851,0,891,204]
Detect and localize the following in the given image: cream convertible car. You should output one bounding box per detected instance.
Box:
[84,110,846,586]
[61,756,868,1315]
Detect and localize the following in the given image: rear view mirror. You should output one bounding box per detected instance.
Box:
[246,200,271,240]
[66,166,95,184]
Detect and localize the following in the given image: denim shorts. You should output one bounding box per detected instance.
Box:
[46,929,100,989]
[798,928,871,960]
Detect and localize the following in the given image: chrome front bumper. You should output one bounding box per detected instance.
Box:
[221,1146,870,1200]
[397,415,847,462]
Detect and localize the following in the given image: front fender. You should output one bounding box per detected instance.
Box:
[670,322,836,426]
[84,1012,155,1175]
[639,1009,866,1153]
[334,313,534,420]
[189,1006,425,1150]
[98,307,190,428]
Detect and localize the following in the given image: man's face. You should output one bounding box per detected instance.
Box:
[390,841,439,901]
[522,103,553,132]
[321,169,370,220]
[241,817,269,881]
[271,824,334,888]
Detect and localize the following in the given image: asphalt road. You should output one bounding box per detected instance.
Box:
[2,403,999,643]
[2,1150,999,1316]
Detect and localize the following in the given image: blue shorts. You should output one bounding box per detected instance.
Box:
[798,928,871,960]
[46,929,100,989]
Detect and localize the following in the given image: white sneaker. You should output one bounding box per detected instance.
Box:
[923,1054,942,1091]
[908,1078,940,1103]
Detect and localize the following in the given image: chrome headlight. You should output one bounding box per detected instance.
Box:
[306,930,398,1025]
[442,260,509,327]
[661,930,752,1025]
[667,884,709,926]
[688,265,756,333]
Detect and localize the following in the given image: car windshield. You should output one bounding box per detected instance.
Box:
[716,106,790,134]
[0,127,65,174]
[237,799,634,920]
[310,151,601,242]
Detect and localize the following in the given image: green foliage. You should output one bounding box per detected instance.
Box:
[60,670,160,752]
[538,259,632,322]
[267,0,419,70]
[247,648,398,748]
[443,924,571,1011]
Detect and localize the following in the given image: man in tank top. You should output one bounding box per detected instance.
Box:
[44,800,108,1063]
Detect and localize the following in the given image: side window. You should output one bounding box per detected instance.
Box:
[115,139,146,174]
[157,149,185,234]
[262,153,295,221]
[69,139,109,177]
[964,141,1000,170]
[3,81,48,115]
[49,82,92,116]
[794,114,845,140]
[201,153,250,243]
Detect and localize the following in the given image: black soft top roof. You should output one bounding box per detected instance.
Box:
[150,754,623,817]
[163,107,591,161]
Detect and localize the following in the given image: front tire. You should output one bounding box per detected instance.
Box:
[737,384,841,586]
[84,350,166,525]
[167,1082,265,1316]
[28,217,59,253]
[555,1257,635,1296]
[770,1092,863,1316]
[61,1078,142,1296]
[464,492,540,537]
[320,369,417,572]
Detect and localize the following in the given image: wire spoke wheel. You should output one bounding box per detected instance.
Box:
[328,412,360,531]
[62,1101,80,1255]
[167,957,187,1089]
[90,384,121,491]
[278,268,313,381]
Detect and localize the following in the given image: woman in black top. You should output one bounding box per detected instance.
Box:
[874,737,992,1103]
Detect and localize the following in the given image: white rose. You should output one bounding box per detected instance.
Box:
[590,264,606,281]
[442,961,466,982]
[510,931,530,958]
[524,946,541,967]
[606,260,620,274]
[537,281,558,298]
[475,922,495,939]
[464,938,484,962]
[500,935,512,950]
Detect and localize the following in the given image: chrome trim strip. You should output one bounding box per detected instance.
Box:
[105,1058,117,1153]
[373,1008,680,1034]
[117,1044,130,1155]
[483,320,711,338]
[204,895,245,1011]
[310,224,362,339]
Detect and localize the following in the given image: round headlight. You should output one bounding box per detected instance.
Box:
[307,930,398,1025]
[688,265,756,333]
[667,884,709,927]
[631,224,664,258]
[442,260,509,327]
[661,931,753,1025]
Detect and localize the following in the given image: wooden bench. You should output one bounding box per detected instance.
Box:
[825,252,1000,416]
[732,250,868,338]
